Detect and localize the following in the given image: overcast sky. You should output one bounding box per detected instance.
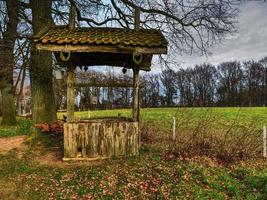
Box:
[160,0,267,71]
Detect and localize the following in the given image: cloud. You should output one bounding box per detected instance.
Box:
[167,1,267,69]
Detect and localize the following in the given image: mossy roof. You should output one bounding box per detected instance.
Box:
[34,26,168,49]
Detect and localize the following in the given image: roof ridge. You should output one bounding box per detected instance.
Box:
[50,25,160,32]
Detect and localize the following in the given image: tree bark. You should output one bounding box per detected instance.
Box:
[0,0,19,125]
[30,0,57,124]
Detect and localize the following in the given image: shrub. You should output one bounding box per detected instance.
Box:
[142,109,263,164]
[0,118,32,137]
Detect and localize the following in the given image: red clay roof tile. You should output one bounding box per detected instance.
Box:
[34,26,168,48]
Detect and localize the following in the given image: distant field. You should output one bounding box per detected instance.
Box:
[58,107,267,130]
[1,107,266,137]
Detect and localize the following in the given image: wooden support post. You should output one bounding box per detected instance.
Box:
[65,3,76,122]
[172,117,176,141]
[132,7,141,122]
[67,65,75,122]
[264,126,267,158]
[69,3,76,30]
[138,82,141,122]
[134,8,140,30]
[132,66,140,122]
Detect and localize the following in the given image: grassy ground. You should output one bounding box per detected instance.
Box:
[58,107,267,130]
[0,107,266,199]
[0,149,266,199]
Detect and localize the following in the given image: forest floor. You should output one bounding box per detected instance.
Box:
[0,108,266,199]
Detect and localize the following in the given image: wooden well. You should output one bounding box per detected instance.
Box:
[34,6,167,161]
[63,118,139,161]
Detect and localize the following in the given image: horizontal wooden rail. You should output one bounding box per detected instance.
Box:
[75,82,143,88]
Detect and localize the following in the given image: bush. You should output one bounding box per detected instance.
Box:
[142,109,263,164]
[0,117,32,137]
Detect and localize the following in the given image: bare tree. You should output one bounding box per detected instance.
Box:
[243,61,265,106]
[217,61,244,106]
[0,0,19,125]
[161,69,176,106]
[191,64,217,106]
[141,74,161,107]
[30,0,57,123]
[64,0,238,56]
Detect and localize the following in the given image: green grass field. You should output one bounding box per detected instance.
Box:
[0,107,267,199]
[58,107,267,130]
[0,107,266,138]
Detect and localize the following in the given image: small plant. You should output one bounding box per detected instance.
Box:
[17,118,32,135]
[0,118,31,137]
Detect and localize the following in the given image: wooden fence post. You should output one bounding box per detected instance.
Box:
[264,126,267,158]
[172,117,176,141]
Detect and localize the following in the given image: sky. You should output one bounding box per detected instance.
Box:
[162,0,267,70]
[20,0,267,77]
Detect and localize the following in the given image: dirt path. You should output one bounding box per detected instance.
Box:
[0,135,102,166]
[0,136,26,157]
[36,149,103,167]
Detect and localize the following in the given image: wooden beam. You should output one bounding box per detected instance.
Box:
[54,52,153,71]
[63,121,139,160]
[75,82,136,88]
[69,4,76,30]
[133,7,141,122]
[36,43,167,54]
[135,8,140,30]
[132,66,140,122]
[67,65,75,122]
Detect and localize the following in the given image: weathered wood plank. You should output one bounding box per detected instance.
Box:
[36,43,168,55]
[135,8,140,30]
[75,82,135,88]
[63,121,139,161]
[67,66,75,122]
[68,4,76,30]
[132,67,140,122]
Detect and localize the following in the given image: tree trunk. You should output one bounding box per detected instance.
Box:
[0,0,19,125]
[30,0,57,124]
[16,62,27,115]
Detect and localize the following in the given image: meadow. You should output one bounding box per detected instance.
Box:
[58,107,267,130]
[0,107,266,199]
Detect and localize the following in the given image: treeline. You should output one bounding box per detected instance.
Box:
[144,57,267,107]
[54,57,267,110]
[145,57,267,107]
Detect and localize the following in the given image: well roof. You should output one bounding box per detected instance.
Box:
[34,26,168,53]
[34,26,168,70]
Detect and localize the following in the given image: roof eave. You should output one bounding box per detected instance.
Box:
[36,43,167,55]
